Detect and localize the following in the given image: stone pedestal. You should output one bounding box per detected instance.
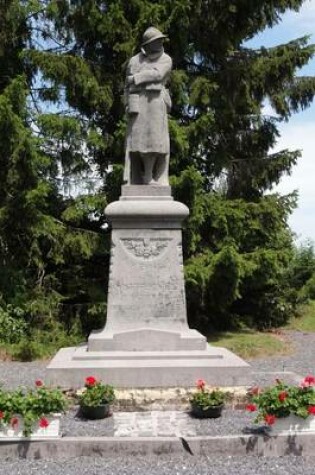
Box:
[47,186,251,388]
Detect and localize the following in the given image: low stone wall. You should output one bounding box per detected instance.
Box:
[111,387,249,411]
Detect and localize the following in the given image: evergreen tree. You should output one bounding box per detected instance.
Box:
[5,1,315,335]
[287,240,315,298]
[0,1,108,348]
[0,0,42,299]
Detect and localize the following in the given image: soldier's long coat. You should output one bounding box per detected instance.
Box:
[124,50,172,183]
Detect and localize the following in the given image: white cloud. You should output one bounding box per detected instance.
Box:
[284,0,315,32]
[296,0,315,18]
[273,120,315,242]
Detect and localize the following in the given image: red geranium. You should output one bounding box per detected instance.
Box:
[264,414,276,426]
[39,417,50,428]
[278,391,288,402]
[196,379,206,390]
[303,375,315,387]
[250,376,314,426]
[11,417,19,429]
[0,411,4,419]
[35,380,44,387]
[85,376,97,387]
[246,404,257,412]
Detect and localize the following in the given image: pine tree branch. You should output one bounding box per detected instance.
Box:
[31,26,72,51]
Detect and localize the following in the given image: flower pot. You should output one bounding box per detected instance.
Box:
[0,413,61,439]
[191,404,224,419]
[270,414,315,434]
[80,404,111,420]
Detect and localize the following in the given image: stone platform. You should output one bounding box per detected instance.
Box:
[47,344,251,388]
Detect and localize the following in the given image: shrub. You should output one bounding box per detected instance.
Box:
[0,306,28,344]
[301,275,315,300]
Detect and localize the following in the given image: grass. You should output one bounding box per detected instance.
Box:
[0,328,84,361]
[208,300,315,360]
[208,329,291,360]
[284,300,315,332]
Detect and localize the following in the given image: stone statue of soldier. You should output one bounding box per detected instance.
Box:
[124,27,172,185]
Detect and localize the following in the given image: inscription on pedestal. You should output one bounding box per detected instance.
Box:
[105,230,188,331]
[111,275,185,316]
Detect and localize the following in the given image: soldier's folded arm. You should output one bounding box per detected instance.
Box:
[133,58,172,86]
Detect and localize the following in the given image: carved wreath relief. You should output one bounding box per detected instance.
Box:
[120,238,172,261]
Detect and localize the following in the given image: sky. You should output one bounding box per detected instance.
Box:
[247,0,315,243]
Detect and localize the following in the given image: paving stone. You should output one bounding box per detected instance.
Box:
[111,411,199,438]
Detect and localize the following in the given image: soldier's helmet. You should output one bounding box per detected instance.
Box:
[142,27,167,46]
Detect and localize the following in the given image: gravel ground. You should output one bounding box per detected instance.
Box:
[0,361,47,390]
[0,455,314,475]
[62,406,115,437]
[0,330,313,474]
[193,408,262,436]
[249,330,315,377]
[60,407,260,437]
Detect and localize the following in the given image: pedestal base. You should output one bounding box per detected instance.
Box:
[46,343,252,388]
[47,186,251,389]
[88,328,207,351]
